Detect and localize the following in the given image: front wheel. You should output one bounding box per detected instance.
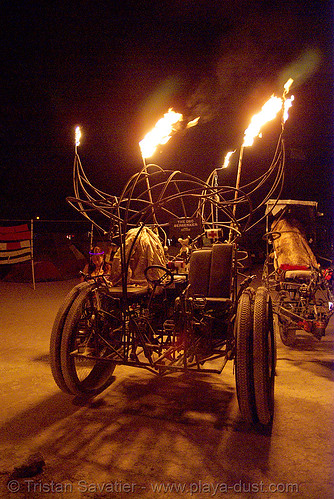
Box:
[50,282,91,393]
[235,287,257,423]
[253,287,276,425]
[60,284,121,397]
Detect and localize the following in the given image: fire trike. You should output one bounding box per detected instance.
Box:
[49,154,277,426]
[262,199,334,347]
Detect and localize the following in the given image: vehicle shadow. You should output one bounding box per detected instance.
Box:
[0,392,82,447]
[277,329,334,381]
[0,368,274,490]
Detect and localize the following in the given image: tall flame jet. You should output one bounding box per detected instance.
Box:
[139,108,183,159]
[243,80,294,147]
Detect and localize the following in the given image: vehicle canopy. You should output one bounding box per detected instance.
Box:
[265,199,319,270]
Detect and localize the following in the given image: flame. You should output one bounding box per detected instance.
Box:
[243,95,283,147]
[186,116,200,128]
[283,95,294,122]
[223,150,236,168]
[139,108,183,159]
[75,126,81,147]
[284,78,294,94]
[243,88,294,147]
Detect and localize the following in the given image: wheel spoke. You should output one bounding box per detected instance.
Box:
[60,285,119,396]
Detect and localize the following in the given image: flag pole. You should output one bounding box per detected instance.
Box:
[31,219,36,290]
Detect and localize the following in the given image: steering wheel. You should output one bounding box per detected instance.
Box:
[262,231,281,242]
[144,265,174,287]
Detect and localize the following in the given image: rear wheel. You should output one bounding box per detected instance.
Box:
[278,317,296,346]
[235,287,257,423]
[253,287,276,425]
[60,285,121,397]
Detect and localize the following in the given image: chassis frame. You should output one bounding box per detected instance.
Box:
[50,155,280,425]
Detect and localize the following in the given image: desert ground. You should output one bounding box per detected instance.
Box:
[0,276,333,498]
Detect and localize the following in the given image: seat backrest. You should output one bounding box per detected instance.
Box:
[188,244,233,298]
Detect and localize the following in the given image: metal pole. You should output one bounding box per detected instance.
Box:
[214,169,219,228]
[233,144,244,218]
[90,223,94,249]
[228,144,244,241]
[142,157,158,226]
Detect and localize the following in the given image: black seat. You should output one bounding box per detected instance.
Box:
[188,244,233,301]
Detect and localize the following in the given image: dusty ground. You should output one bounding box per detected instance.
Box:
[0,277,333,498]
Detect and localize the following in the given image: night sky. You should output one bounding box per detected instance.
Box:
[1,0,333,223]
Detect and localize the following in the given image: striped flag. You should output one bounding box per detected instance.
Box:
[0,224,33,264]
